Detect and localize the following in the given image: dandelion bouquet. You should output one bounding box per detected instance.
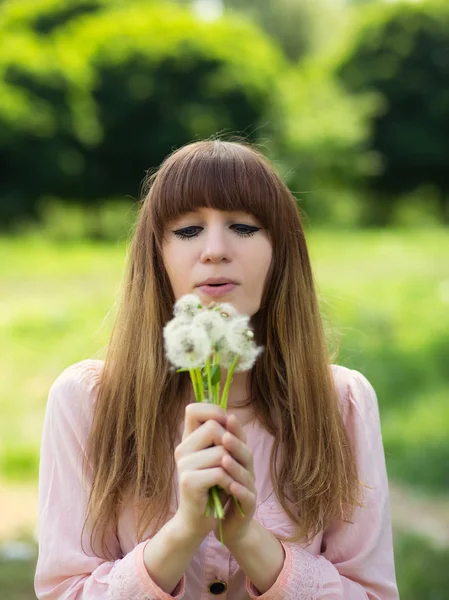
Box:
[163,294,264,545]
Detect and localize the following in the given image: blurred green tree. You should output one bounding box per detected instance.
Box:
[0,0,113,225]
[265,61,383,228]
[0,0,285,233]
[199,0,347,62]
[331,0,449,224]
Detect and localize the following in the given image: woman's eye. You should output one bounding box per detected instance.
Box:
[173,224,260,240]
[173,226,200,240]
[232,225,260,237]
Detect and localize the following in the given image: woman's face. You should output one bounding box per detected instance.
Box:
[162,207,272,316]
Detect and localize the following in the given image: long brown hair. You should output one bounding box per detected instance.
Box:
[83,138,366,558]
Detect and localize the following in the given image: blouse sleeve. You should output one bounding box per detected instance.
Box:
[245,368,400,600]
[34,359,186,600]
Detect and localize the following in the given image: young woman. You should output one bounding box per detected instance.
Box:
[35,140,399,599]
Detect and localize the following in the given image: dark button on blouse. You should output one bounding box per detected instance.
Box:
[208,579,227,594]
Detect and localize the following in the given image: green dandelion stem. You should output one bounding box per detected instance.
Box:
[220,353,240,410]
[210,486,225,546]
[205,356,213,403]
[211,486,224,519]
[232,493,246,517]
[214,351,220,405]
[197,367,205,401]
[189,369,200,402]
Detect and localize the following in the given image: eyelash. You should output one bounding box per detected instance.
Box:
[173,225,260,241]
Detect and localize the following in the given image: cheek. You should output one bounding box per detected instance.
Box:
[251,243,272,282]
[163,246,192,295]
[243,242,272,292]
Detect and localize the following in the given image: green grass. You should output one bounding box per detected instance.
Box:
[0,557,37,600]
[309,227,449,497]
[0,235,126,480]
[395,531,449,599]
[1,226,448,496]
[2,225,448,600]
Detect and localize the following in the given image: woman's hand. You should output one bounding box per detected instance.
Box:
[213,414,257,546]
[175,403,236,542]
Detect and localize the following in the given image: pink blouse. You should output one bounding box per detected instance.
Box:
[35,359,399,599]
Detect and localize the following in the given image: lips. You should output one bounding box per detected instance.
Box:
[197,277,237,286]
[197,282,237,297]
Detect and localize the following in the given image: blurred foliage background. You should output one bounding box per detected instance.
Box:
[1,0,448,598]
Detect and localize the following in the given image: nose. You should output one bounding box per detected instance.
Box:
[200,224,230,264]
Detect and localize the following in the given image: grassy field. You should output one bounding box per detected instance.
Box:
[2,227,447,492]
[1,225,448,598]
[309,227,449,497]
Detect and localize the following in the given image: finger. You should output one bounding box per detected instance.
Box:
[229,481,257,513]
[179,467,235,496]
[222,429,253,472]
[183,403,227,439]
[177,419,227,458]
[178,444,230,472]
[221,453,255,490]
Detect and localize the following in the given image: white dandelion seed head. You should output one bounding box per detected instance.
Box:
[173,294,203,319]
[163,319,212,368]
[162,316,192,355]
[220,348,238,369]
[218,314,263,372]
[214,332,231,353]
[215,302,239,320]
[219,345,263,372]
[226,315,253,354]
[234,345,264,372]
[192,310,227,345]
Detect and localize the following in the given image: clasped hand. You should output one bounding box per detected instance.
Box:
[213,414,257,546]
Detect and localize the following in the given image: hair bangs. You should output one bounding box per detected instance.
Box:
[148,141,281,239]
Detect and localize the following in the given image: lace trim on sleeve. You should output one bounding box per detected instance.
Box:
[245,541,323,600]
[107,541,186,600]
